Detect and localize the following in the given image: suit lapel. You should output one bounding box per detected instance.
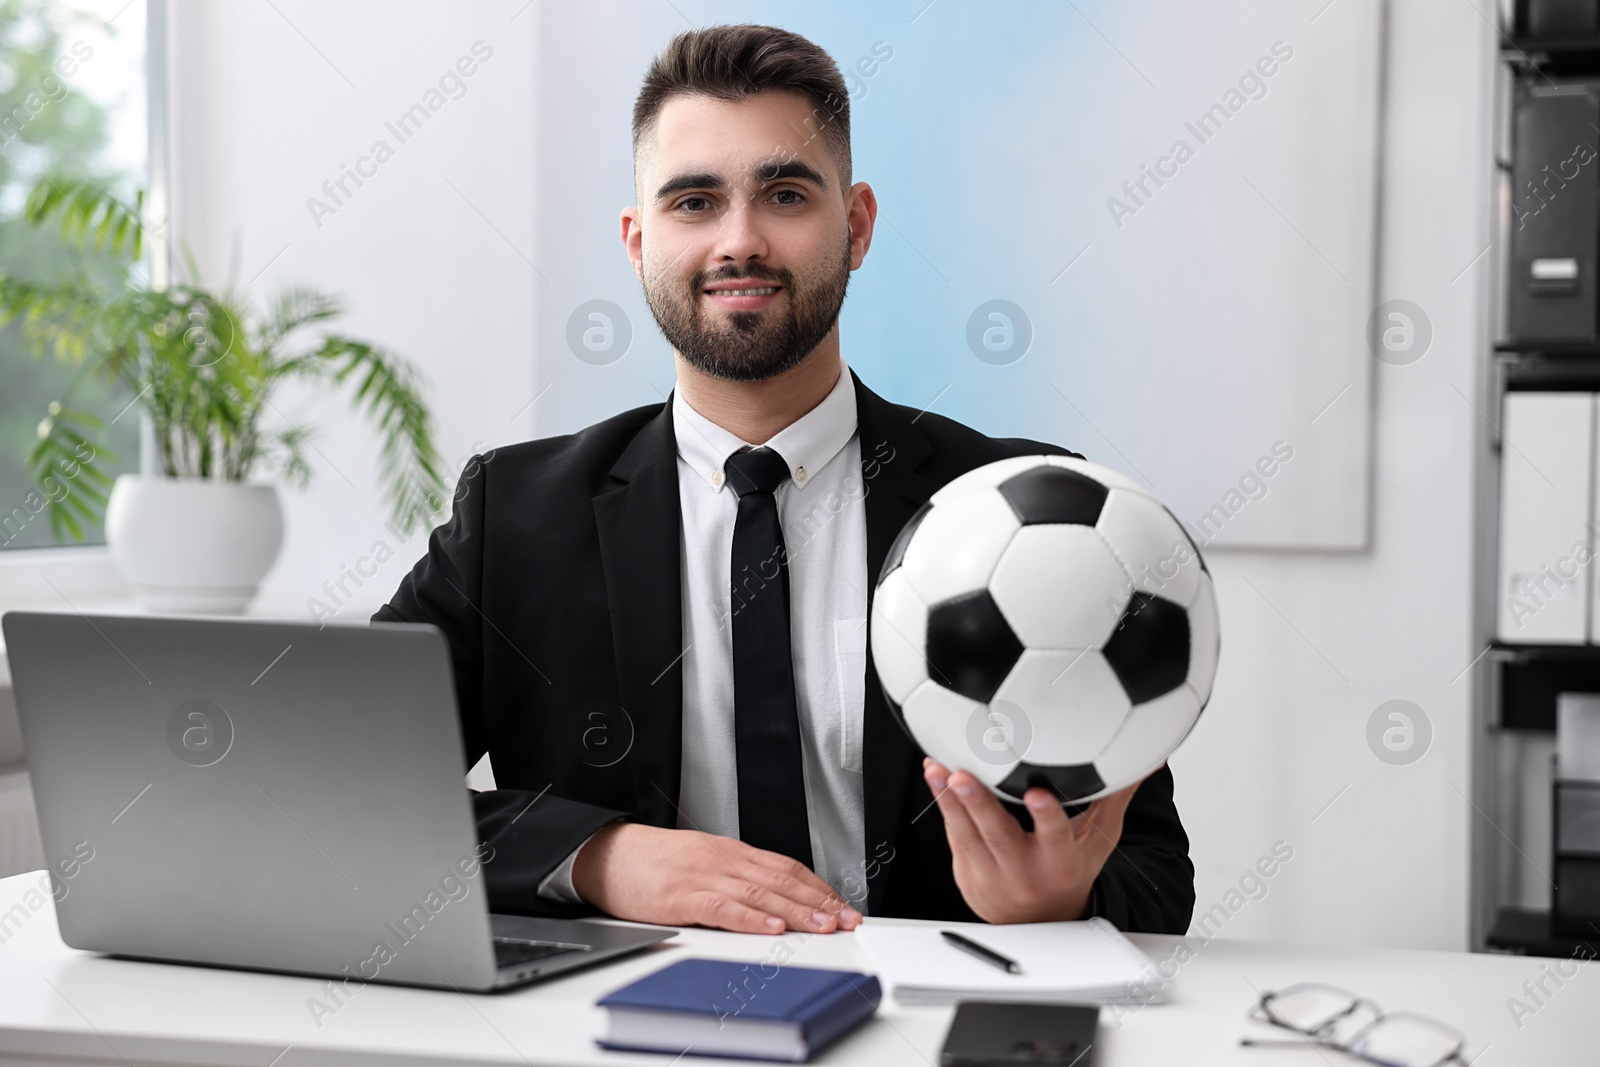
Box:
[590,378,943,902]
[593,403,684,828]
[853,376,939,914]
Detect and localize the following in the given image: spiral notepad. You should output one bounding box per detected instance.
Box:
[855,916,1165,1007]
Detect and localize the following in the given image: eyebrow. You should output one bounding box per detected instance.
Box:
[753,159,829,190]
[654,159,831,202]
[655,172,726,201]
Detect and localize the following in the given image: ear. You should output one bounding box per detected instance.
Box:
[620,206,644,280]
[846,182,878,270]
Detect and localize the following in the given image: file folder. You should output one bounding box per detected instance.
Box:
[1509,85,1600,346]
[1497,392,1594,643]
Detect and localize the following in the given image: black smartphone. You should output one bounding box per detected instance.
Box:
[938,1001,1100,1066]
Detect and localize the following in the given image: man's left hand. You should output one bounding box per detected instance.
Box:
[923,757,1144,924]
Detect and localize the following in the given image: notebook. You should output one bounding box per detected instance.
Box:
[855,917,1161,1007]
[595,957,882,1062]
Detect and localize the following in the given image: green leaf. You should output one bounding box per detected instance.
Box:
[24,176,146,261]
[7,187,446,540]
[24,405,116,542]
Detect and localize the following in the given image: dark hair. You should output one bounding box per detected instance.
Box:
[632,24,851,182]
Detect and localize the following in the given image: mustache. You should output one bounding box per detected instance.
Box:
[694,263,789,288]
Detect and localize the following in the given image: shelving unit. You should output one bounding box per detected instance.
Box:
[1487,905,1600,957]
[1504,36,1600,74]
[1472,13,1600,957]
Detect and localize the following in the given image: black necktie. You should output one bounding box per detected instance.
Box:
[724,447,813,868]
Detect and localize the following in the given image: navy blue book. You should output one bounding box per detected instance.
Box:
[596,957,882,1062]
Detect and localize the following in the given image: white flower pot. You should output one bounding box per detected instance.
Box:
[105,476,284,614]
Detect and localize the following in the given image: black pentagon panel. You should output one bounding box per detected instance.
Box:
[925,590,1024,704]
[1102,592,1190,704]
[998,465,1108,526]
[879,499,934,582]
[997,761,1106,804]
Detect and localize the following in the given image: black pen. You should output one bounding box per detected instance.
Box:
[940,930,1022,974]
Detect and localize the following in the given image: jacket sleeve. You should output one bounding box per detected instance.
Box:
[372,453,626,918]
[1084,764,1194,934]
[473,793,624,918]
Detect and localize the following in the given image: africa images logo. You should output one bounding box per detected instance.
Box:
[166,699,234,767]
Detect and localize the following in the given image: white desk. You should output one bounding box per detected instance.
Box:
[0,872,1590,1065]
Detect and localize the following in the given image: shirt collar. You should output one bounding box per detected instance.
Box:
[672,359,858,493]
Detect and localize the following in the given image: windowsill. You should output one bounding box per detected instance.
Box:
[0,545,126,598]
[0,582,386,691]
[0,548,128,688]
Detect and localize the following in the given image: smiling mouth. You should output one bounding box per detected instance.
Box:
[704,286,781,296]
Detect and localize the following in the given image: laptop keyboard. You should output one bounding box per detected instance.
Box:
[492,937,587,969]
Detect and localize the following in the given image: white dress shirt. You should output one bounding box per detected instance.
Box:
[538,360,870,909]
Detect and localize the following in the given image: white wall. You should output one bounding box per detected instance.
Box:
[168,0,538,622]
[165,0,1491,950]
[1172,0,1489,949]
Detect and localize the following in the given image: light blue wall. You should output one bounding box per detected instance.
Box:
[534,0,1381,549]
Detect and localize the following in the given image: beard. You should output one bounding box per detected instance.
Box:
[641,234,853,382]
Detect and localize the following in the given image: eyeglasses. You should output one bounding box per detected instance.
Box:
[1240,983,1469,1067]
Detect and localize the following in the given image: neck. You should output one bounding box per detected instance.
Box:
[674,338,843,445]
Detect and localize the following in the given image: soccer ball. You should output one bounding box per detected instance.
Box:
[870,455,1218,804]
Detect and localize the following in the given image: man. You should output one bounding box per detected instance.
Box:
[376,24,1193,936]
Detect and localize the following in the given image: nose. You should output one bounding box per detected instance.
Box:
[710,196,770,267]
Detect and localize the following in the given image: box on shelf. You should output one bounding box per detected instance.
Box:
[1520,0,1600,39]
[1554,774,1600,936]
[1496,393,1595,644]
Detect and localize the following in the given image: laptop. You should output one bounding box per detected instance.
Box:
[1,611,676,991]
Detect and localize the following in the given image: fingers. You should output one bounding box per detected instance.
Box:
[946,770,1026,859]
[686,847,847,935]
[924,762,996,865]
[716,876,849,934]
[694,891,789,935]
[1024,787,1078,850]
[742,846,863,929]
[591,825,864,934]
[744,845,839,901]
[1075,780,1142,858]
[713,839,863,931]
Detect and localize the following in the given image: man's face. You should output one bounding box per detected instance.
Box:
[623,91,872,382]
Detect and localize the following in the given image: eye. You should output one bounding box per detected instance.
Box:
[675,195,714,214]
[769,188,806,207]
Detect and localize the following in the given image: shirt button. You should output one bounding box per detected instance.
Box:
[796,466,807,483]
[712,469,724,487]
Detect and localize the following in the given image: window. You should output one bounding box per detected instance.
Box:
[0,0,149,552]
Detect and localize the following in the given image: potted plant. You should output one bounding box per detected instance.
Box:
[0,177,447,612]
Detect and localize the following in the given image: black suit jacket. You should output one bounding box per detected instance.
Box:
[373,374,1195,933]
